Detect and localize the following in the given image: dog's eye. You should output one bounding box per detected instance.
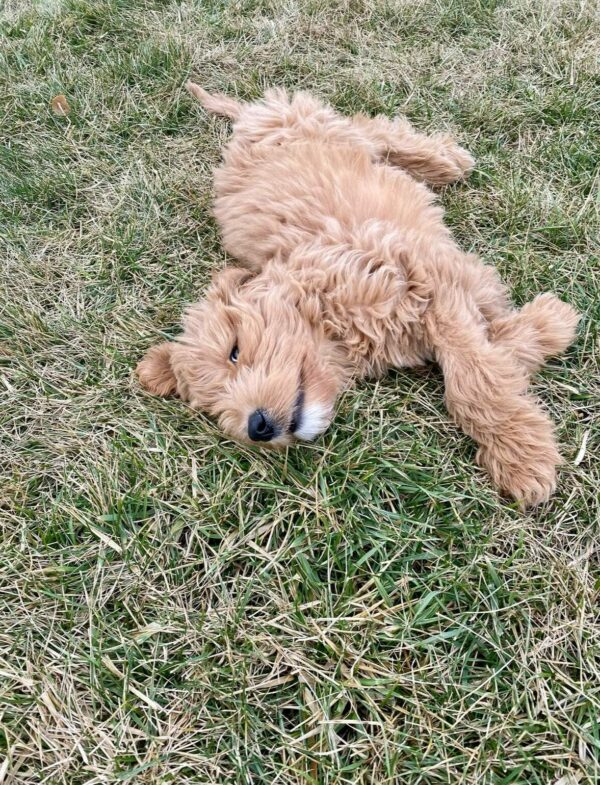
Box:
[229,345,239,364]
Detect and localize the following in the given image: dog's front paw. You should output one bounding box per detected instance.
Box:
[500,461,558,508]
[521,293,580,358]
[479,446,559,507]
[476,414,561,507]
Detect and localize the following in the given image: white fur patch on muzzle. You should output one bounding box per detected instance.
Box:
[293,403,331,441]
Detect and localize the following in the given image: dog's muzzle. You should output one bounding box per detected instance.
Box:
[289,390,305,435]
[248,409,278,442]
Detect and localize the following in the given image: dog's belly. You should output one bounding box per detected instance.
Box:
[213,142,449,269]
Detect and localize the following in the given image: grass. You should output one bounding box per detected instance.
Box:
[0,0,599,782]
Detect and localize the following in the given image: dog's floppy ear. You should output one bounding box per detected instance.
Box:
[207,266,255,304]
[136,342,177,397]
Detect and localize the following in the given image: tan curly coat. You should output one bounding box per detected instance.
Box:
[137,83,579,506]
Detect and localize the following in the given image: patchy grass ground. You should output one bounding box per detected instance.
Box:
[1,0,599,783]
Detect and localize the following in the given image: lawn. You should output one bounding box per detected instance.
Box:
[0,0,599,783]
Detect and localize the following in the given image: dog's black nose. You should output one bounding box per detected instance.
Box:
[248,410,276,442]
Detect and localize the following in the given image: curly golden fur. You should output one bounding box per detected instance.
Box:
[137,82,580,507]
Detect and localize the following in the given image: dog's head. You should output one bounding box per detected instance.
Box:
[137,264,347,446]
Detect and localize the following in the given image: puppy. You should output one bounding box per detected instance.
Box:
[137,82,579,506]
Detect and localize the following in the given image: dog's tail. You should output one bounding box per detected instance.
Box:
[186,81,243,120]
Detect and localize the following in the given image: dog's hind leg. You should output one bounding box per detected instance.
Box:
[352,113,475,185]
[426,292,561,506]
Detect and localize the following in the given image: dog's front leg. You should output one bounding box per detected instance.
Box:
[426,293,562,506]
